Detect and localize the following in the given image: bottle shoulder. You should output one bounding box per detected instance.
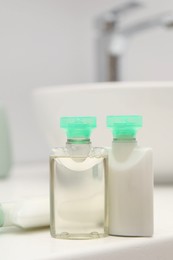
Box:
[50,147,67,157]
[110,143,152,152]
[135,146,153,159]
[135,146,152,153]
[50,146,108,158]
[108,144,152,167]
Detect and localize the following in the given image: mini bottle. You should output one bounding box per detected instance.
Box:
[49,116,108,239]
[107,115,153,237]
[0,197,49,229]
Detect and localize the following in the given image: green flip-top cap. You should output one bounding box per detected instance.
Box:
[60,116,96,139]
[107,115,142,139]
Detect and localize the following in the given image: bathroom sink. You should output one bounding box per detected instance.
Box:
[1,163,173,260]
[33,81,173,183]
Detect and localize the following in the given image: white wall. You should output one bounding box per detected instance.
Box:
[0,0,173,163]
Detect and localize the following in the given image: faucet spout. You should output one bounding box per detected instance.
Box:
[121,12,173,37]
[96,1,142,32]
[96,3,173,82]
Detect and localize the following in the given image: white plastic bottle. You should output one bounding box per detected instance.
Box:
[0,197,49,229]
[107,115,153,237]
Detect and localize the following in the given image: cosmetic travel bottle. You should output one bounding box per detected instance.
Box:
[107,115,153,237]
[50,116,108,239]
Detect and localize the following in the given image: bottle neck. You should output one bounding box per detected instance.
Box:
[113,137,137,143]
[67,138,91,144]
[112,138,137,160]
[66,138,91,157]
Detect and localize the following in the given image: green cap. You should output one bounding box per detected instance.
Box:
[60,116,96,139]
[107,115,142,139]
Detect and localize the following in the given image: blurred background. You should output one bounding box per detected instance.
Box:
[0,0,173,164]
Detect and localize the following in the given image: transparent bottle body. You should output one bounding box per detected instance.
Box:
[50,146,108,239]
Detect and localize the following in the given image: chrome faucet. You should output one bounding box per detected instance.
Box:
[96,1,173,81]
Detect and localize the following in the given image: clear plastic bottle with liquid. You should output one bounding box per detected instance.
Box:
[50,116,108,239]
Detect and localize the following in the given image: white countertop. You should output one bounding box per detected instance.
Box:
[0,163,173,260]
